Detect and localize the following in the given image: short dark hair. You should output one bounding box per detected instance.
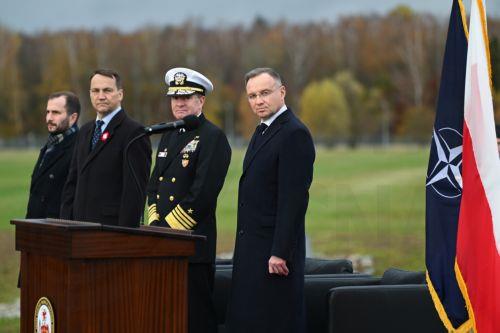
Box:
[244,67,283,86]
[90,69,123,89]
[496,124,500,139]
[48,91,81,119]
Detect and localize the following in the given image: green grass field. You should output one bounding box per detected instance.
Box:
[0,146,429,307]
[0,317,19,333]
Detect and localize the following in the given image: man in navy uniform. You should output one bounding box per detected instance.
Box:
[226,68,315,333]
[60,69,151,227]
[147,67,231,333]
[26,91,80,218]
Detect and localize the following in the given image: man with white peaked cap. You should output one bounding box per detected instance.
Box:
[147,67,231,333]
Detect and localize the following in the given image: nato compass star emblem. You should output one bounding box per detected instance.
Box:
[426,127,463,199]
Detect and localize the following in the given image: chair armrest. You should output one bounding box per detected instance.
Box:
[215,258,233,266]
[305,273,373,279]
[328,284,446,333]
[215,264,233,272]
[305,258,353,274]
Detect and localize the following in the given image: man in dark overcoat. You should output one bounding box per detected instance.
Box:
[147,67,231,333]
[225,68,315,333]
[26,91,80,218]
[60,69,151,227]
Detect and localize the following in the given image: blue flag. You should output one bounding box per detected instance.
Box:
[425,0,471,330]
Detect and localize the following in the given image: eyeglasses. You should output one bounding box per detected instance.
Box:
[247,86,282,101]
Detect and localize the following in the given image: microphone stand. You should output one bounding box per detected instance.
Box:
[129,116,197,225]
[125,132,148,225]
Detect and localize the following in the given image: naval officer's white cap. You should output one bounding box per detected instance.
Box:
[165,67,214,96]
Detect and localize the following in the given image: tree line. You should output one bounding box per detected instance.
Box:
[1,6,500,146]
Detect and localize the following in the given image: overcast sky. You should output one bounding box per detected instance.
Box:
[2,0,499,33]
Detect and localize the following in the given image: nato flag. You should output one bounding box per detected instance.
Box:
[425,0,470,330]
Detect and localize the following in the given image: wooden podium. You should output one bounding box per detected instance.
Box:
[11,218,204,333]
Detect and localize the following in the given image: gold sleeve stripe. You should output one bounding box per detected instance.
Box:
[147,204,159,225]
[148,212,160,225]
[148,209,157,220]
[174,205,197,226]
[147,204,156,218]
[172,209,194,229]
[148,204,157,214]
[165,212,189,230]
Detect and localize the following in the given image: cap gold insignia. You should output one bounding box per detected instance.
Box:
[182,159,189,167]
[174,72,187,85]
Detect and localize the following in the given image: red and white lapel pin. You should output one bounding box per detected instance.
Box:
[100,131,110,142]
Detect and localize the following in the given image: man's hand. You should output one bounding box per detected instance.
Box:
[268,256,289,276]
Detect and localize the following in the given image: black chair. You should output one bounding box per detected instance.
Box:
[305,275,378,333]
[305,258,353,274]
[215,257,354,275]
[327,268,446,333]
[213,258,363,332]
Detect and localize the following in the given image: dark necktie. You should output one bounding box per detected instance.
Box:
[91,120,104,150]
[252,123,268,149]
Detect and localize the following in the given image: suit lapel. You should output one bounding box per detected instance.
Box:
[79,124,94,166]
[30,147,47,192]
[243,126,260,168]
[157,131,181,174]
[33,146,64,179]
[31,147,46,180]
[243,122,282,173]
[82,110,126,172]
[31,134,76,186]
[243,110,291,173]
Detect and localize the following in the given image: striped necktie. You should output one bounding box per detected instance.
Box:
[91,120,104,150]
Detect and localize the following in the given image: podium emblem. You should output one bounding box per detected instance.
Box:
[34,297,55,333]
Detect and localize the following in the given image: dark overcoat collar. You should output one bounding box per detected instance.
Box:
[243,109,292,173]
[81,109,126,172]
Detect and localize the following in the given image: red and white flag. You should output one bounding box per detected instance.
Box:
[456,0,500,331]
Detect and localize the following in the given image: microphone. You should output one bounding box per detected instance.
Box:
[144,115,200,135]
